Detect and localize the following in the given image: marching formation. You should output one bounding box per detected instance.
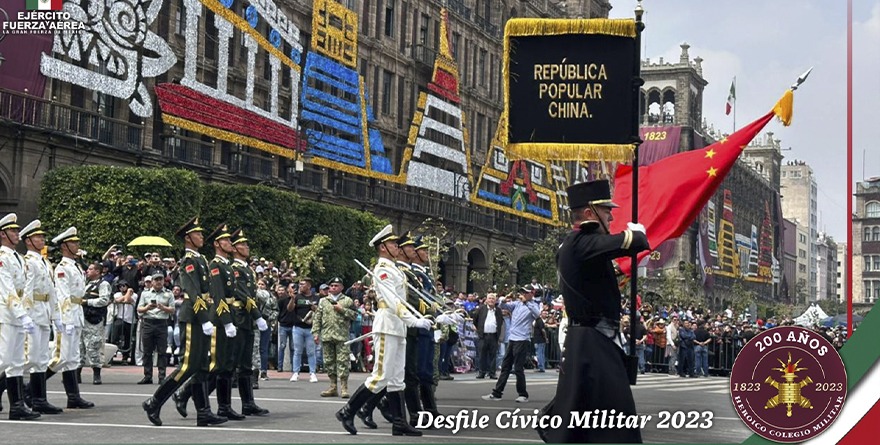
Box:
[0,213,464,436]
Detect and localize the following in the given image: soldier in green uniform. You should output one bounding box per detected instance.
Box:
[174,224,242,420]
[312,277,358,398]
[229,229,270,415]
[143,217,226,427]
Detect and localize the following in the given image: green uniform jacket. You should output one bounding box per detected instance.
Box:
[231,260,262,329]
[208,256,235,326]
[312,294,357,343]
[177,250,213,325]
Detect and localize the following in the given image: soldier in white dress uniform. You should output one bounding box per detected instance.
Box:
[335,224,433,436]
[20,220,64,414]
[50,227,94,409]
[0,213,40,420]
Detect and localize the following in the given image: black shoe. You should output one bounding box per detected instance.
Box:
[357,407,377,429]
[92,368,102,385]
[193,380,226,427]
[172,390,188,418]
[7,376,41,420]
[487,374,497,379]
[475,373,485,379]
[30,372,63,414]
[137,376,153,385]
[389,391,422,436]
[142,397,162,426]
[62,370,94,409]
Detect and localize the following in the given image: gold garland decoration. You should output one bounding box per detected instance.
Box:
[506,143,635,163]
[504,18,637,38]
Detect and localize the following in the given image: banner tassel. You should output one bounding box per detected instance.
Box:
[772,89,794,127]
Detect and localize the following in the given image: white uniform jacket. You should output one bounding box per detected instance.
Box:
[371,257,421,337]
[24,250,60,327]
[0,245,27,324]
[54,257,85,327]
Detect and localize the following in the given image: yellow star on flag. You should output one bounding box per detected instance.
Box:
[719,137,728,144]
[706,166,718,177]
[705,148,716,159]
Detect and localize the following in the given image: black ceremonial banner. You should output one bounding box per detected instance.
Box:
[502,19,638,161]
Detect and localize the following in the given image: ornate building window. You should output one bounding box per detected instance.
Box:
[867,201,880,218]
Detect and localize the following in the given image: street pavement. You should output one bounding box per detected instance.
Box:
[0,365,751,444]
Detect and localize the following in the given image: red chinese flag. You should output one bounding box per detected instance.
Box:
[611,110,776,276]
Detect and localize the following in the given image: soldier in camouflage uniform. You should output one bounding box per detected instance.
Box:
[230,228,270,415]
[254,278,277,380]
[313,277,357,398]
[80,262,112,385]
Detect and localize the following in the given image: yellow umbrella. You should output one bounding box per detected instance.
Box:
[127,236,173,247]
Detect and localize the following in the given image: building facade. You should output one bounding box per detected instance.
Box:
[780,160,819,300]
[836,242,848,303]
[815,232,837,302]
[853,177,880,309]
[0,0,615,293]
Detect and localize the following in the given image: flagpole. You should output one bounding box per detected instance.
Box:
[627,1,646,387]
[733,76,737,132]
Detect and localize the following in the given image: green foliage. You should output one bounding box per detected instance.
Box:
[39,166,202,258]
[516,226,568,285]
[292,199,386,285]
[817,298,845,317]
[729,281,757,316]
[198,184,299,261]
[288,234,331,279]
[411,218,450,278]
[470,247,515,292]
[39,167,387,285]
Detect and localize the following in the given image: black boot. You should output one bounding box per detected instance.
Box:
[376,392,394,423]
[173,379,194,418]
[142,396,163,426]
[0,374,6,413]
[7,376,41,420]
[403,386,422,427]
[216,375,245,420]
[158,369,166,385]
[239,374,269,416]
[26,369,56,408]
[194,380,227,427]
[419,383,440,416]
[62,370,94,409]
[76,368,82,384]
[92,367,102,385]
[143,373,185,426]
[389,391,422,436]
[335,384,376,435]
[30,372,63,414]
[356,388,386,429]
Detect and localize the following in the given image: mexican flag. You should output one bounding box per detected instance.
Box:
[725,78,736,115]
[27,0,63,10]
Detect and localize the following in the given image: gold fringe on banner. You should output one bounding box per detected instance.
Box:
[506,143,634,163]
[505,18,637,38]
[772,89,794,127]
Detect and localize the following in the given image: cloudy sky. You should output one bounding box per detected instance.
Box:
[609,0,879,242]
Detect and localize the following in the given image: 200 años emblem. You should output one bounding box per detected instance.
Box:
[730,326,846,443]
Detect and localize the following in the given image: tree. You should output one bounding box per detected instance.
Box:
[730,281,756,319]
[288,234,331,279]
[516,226,568,286]
[470,247,516,293]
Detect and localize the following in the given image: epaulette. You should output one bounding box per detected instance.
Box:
[185,251,197,258]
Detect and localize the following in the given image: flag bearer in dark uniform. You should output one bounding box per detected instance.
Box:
[229,228,270,416]
[538,180,649,444]
[142,217,226,427]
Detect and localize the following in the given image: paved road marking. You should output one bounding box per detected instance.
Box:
[0,420,542,443]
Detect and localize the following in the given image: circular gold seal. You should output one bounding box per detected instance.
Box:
[729,326,846,443]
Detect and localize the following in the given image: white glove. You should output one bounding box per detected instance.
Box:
[436,313,463,326]
[627,222,646,234]
[64,324,75,336]
[54,319,63,333]
[201,321,215,336]
[414,318,434,330]
[224,323,237,338]
[256,317,268,331]
[19,315,36,334]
